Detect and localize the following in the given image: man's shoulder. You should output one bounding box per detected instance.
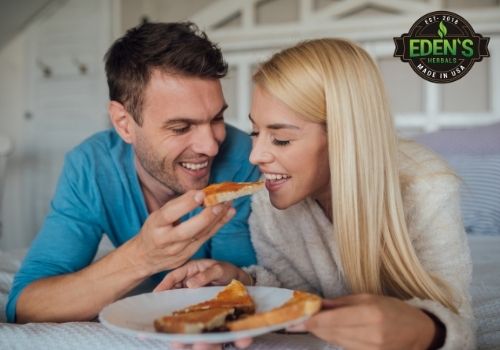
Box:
[211,124,258,182]
[219,124,252,160]
[66,129,127,163]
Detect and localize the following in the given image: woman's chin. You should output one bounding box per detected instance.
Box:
[268,193,298,210]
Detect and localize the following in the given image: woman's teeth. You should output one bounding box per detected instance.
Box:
[181,161,208,170]
[264,173,291,181]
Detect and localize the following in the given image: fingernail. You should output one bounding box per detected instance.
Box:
[225,208,236,221]
[286,323,306,332]
[194,191,204,204]
[212,204,223,215]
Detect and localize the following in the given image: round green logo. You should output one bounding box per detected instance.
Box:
[394,11,490,83]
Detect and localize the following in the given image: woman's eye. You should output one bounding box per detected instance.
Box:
[249,131,259,137]
[272,139,290,146]
[172,125,191,134]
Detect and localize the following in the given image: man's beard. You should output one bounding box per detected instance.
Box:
[134,136,210,195]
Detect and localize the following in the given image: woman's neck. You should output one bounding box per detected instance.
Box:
[313,190,333,222]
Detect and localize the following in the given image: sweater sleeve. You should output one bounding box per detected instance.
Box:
[404,173,475,349]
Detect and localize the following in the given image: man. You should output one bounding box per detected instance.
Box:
[7,22,259,323]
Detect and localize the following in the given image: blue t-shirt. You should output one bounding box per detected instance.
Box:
[6,125,259,322]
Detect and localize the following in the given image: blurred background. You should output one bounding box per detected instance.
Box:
[0,0,499,250]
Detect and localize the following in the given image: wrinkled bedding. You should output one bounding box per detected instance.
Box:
[0,235,499,350]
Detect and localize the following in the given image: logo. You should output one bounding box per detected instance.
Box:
[394,11,490,83]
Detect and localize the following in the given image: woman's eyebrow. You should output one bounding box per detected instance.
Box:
[248,114,299,130]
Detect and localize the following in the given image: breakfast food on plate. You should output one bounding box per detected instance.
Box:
[202,181,265,206]
[154,280,255,334]
[226,290,322,331]
[174,279,256,316]
[153,280,322,334]
[154,307,235,334]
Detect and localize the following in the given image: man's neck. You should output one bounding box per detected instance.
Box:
[134,155,176,213]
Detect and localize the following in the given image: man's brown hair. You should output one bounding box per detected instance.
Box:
[104,22,228,125]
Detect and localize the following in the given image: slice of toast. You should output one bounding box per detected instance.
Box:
[226,290,321,331]
[202,181,265,206]
[154,307,235,334]
[174,279,256,317]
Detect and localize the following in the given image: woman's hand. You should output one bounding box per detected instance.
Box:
[288,294,444,350]
[154,259,253,291]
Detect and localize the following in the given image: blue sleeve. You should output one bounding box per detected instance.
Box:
[208,163,261,267]
[6,153,104,322]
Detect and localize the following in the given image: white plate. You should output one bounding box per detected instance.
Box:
[99,286,309,344]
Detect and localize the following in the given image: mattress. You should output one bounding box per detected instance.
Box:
[0,235,499,349]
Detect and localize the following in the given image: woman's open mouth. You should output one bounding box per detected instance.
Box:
[264,172,291,192]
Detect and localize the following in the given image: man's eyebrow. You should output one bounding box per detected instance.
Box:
[248,114,299,130]
[164,104,228,126]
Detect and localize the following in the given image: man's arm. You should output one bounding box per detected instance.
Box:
[16,239,146,322]
[15,192,235,323]
[8,152,235,323]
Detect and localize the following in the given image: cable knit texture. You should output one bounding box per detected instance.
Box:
[247,141,475,349]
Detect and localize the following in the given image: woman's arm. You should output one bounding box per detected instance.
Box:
[403,173,475,349]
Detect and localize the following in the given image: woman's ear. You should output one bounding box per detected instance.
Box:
[108,101,135,144]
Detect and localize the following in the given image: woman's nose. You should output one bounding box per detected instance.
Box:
[249,138,273,165]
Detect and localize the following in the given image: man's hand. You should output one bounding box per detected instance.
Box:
[129,190,235,276]
[169,338,253,350]
[154,259,252,291]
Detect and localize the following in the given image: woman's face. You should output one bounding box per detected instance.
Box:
[249,85,330,209]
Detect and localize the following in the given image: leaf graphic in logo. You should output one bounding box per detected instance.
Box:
[438,21,447,39]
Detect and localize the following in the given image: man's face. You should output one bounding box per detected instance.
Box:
[131,70,227,194]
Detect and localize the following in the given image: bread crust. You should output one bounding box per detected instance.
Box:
[174,280,256,315]
[226,291,322,331]
[154,307,235,334]
[202,181,264,206]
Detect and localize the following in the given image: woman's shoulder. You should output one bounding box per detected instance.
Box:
[399,140,453,177]
[399,140,461,202]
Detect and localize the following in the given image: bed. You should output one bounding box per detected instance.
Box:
[0,235,499,349]
[1,123,499,349]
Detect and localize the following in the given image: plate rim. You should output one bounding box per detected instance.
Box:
[98,285,311,344]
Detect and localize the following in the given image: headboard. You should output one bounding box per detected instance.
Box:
[188,0,500,134]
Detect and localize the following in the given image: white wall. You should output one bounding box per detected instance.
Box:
[0,0,498,250]
[0,0,113,250]
[0,33,29,249]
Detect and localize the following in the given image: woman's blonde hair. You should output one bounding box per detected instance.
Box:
[253,38,456,312]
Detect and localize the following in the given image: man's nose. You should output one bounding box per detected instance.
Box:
[192,125,219,157]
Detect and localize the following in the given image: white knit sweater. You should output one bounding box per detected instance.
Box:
[245,141,475,349]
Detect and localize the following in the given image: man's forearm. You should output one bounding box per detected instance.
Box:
[16,239,150,323]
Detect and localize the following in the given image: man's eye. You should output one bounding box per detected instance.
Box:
[172,125,191,134]
[249,131,259,137]
[272,139,290,146]
[212,116,224,123]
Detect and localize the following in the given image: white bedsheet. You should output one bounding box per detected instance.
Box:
[0,235,499,349]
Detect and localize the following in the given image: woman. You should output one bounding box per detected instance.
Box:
[156,38,474,349]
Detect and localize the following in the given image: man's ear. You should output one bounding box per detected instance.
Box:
[108,101,135,144]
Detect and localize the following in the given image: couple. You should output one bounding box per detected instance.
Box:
[7,22,473,349]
